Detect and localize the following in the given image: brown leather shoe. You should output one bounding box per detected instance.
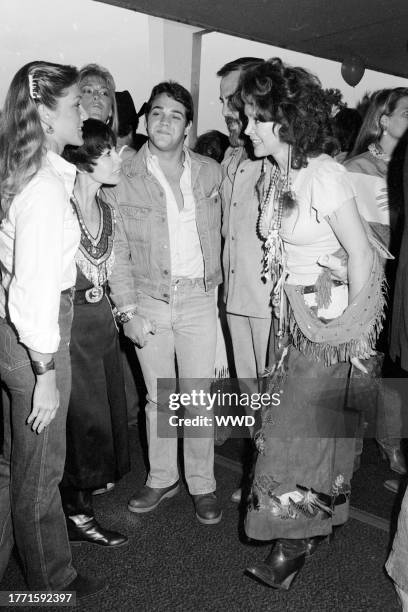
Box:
[193,492,222,525]
[128,482,180,513]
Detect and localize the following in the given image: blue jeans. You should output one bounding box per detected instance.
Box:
[135,279,217,495]
[0,293,76,590]
[387,487,408,596]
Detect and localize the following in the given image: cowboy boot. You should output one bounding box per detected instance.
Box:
[246,538,309,590]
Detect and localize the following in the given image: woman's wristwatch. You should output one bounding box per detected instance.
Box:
[31,358,55,375]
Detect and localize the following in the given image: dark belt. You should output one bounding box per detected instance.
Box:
[73,285,107,305]
[302,279,344,295]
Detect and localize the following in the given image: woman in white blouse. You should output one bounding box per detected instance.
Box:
[0,61,103,598]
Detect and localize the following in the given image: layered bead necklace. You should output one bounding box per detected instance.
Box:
[257,155,293,285]
[257,148,294,337]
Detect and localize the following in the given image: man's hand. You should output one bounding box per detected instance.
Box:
[317,254,348,282]
[27,370,60,434]
[123,315,156,348]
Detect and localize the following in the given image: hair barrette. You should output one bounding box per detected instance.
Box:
[28,73,40,101]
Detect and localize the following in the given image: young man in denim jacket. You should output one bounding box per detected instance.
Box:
[107,81,223,524]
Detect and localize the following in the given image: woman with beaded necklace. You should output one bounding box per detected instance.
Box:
[344,88,408,483]
[60,119,130,548]
[345,88,408,249]
[238,58,385,591]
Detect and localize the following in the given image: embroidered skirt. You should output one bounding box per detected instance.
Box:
[245,346,355,540]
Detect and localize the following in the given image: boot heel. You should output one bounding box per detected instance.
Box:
[246,539,307,590]
[280,571,298,590]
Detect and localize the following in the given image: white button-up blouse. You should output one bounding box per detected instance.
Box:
[0,150,80,353]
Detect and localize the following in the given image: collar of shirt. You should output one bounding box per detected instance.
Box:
[46,150,77,196]
[145,144,191,175]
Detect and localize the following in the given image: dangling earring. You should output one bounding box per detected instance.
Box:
[380,118,388,136]
[284,144,294,198]
[286,144,292,182]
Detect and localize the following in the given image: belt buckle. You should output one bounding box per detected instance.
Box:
[85,286,104,303]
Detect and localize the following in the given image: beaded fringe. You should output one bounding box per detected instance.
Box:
[75,248,114,288]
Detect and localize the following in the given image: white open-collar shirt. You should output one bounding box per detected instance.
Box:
[146,146,204,279]
[0,150,80,353]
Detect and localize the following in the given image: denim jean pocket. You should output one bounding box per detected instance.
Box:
[0,319,30,372]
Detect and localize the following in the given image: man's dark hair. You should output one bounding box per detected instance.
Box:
[217,57,263,78]
[146,81,194,124]
[194,130,230,163]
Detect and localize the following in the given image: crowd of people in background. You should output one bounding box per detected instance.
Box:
[0,54,407,607]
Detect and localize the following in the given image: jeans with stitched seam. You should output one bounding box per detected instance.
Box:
[135,279,217,495]
[0,293,76,590]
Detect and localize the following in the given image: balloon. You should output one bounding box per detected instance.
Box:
[341,55,365,87]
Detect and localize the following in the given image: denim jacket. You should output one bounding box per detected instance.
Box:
[105,144,222,310]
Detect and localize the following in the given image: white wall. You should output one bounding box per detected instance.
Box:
[2,0,408,139]
[197,32,408,136]
[1,0,151,114]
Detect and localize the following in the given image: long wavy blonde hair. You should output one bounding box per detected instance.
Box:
[0,61,78,212]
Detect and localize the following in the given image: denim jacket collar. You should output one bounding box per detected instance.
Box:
[123,142,211,188]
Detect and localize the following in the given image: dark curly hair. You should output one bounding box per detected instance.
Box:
[63,119,116,173]
[240,58,338,169]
